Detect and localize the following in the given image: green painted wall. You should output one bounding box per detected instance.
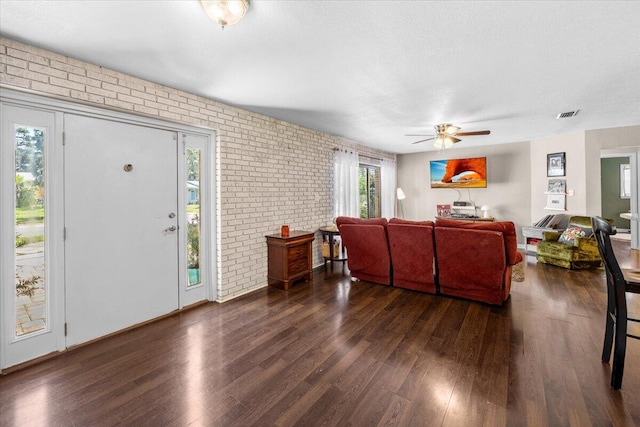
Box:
[601,157,631,229]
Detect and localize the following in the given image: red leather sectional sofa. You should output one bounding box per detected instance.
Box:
[336,216,523,305]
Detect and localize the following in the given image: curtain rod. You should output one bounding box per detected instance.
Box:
[333,147,394,163]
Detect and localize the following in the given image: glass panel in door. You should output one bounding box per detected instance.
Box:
[186,147,201,286]
[15,125,46,337]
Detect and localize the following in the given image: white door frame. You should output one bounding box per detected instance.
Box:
[0,88,217,370]
[601,151,640,249]
[0,103,65,368]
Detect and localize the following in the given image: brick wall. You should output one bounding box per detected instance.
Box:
[0,37,396,301]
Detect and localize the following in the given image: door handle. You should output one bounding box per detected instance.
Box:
[164,226,177,232]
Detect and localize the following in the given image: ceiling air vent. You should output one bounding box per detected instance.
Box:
[556,110,579,119]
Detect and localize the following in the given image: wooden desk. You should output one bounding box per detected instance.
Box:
[266,231,315,290]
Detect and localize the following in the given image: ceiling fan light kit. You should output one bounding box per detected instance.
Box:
[200,0,249,29]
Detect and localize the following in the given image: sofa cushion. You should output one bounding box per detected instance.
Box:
[387,222,436,293]
[435,227,508,305]
[337,222,391,285]
[435,219,522,265]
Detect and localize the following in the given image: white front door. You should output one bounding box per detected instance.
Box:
[64,115,179,347]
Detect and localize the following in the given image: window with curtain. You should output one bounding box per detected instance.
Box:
[359,164,381,218]
[333,149,359,218]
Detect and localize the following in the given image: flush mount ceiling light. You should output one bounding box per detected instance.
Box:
[200,0,249,29]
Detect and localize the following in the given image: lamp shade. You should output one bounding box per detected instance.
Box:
[397,188,406,200]
[480,205,490,218]
[200,0,249,28]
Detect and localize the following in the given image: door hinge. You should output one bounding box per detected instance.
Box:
[64,323,68,336]
[63,227,67,241]
[62,131,66,145]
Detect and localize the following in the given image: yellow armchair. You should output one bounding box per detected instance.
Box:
[536,216,602,269]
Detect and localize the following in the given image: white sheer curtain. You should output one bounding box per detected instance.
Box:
[333,149,360,218]
[380,159,397,219]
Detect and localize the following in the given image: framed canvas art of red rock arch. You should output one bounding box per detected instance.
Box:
[430,157,487,188]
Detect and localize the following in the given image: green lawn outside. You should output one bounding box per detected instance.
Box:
[187,205,200,214]
[16,207,44,224]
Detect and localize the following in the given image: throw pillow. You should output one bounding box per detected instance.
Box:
[558,226,593,246]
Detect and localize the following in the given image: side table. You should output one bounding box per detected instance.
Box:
[318,226,347,271]
[265,231,315,290]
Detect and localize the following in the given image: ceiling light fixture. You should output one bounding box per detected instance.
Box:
[200,0,249,29]
[433,135,456,149]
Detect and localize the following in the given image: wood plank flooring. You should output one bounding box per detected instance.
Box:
[1,244,639,426]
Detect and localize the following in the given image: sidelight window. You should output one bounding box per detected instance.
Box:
[14,125,47,337]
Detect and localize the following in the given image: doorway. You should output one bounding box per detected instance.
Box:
[1,92,216,369]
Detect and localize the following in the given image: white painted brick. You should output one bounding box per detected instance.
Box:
[102,81,130,95]
[7,47,49,66]
[131,89,156,102]
[50,60,86,76]
[50,76,84,91]
[28,63,66,79]
[7,65,48,83]
[67,57,102,73]
[156,96,179,107]
[87,70,118,85]
[0,37,396,302]
[119,78,146,92]
[86,85,117,99]
[104,97,134,110]
[71,90,105,104]
[147,86,169,98]
[143,99,168,111]
[31,81,70,97]
[169,93,187,103]
[158,110,182,121]
[0,72,30,88]
[134,104,160,116]
[69,73,102,87]
[0,55,27,68]
[117,92,144,105]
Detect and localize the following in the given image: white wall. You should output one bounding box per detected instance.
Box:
[529,131,588,221]
[397,141,531,243]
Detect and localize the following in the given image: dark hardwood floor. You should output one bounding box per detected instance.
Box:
[1,244,639,426]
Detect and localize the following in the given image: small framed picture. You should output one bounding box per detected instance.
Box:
[547,152,565,177]
[547,178,566,194]
[545,194,566,211]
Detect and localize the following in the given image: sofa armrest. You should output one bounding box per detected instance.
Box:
[575,236,600,257]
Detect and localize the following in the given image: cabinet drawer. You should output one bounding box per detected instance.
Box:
[287,244,308,262]
[288,258,308,275]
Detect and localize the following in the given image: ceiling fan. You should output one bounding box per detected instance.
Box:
[407,123,490,149]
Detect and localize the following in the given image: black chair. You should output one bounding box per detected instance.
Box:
[591,216,640,389]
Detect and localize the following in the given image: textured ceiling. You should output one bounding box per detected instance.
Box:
[1,1,639,154]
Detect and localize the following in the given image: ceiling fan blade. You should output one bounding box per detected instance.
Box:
[449,136,462,143]
[411,137,436,144]
[455,130,491,136]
